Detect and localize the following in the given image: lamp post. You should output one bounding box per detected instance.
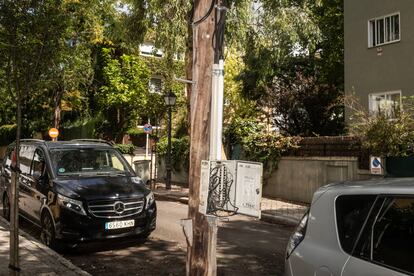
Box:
[164,90,176,190]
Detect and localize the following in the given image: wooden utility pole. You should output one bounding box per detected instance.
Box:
[187,0,216,275]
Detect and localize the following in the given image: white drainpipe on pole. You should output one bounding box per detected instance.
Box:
[210,59,224,161]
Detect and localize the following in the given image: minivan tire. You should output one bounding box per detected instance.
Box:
[40,212,60,250]
[2,194,10,221]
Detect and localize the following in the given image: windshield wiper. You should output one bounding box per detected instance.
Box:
[96,171,128,177]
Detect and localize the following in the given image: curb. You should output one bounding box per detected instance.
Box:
[260,213,299,227]
[0,216,91,276]
[154,192,299,227]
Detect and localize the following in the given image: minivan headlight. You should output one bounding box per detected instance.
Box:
[145,192,155,209]
[286,211,309,258]
[57,194,86,216]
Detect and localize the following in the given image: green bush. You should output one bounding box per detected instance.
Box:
[126,128,145,136]
[114,143,136,154]
[348,96,414,156]
[0,124,17,146]
[224,117,300,179]
[157,136,190,172]
[61,118,96,140]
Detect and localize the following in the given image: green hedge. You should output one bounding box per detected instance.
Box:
[0,124,16,146]
[114,143,136,154]
[157,136,190,172]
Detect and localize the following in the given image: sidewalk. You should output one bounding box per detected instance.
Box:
[152,183,308,226]
[0,217,90,276]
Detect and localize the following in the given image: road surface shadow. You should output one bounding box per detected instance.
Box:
[64,237,186,276]
[217,218,294,276]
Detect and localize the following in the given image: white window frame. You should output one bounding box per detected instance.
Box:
[368,12,400,48]
[368,90,402,117]
[149,76,163,94]
[139,43,163,58]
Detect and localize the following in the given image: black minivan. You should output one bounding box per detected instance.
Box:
[0,139,156,249]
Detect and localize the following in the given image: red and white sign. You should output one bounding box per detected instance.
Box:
[48,128,59,139]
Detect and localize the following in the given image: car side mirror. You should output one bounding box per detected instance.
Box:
[33,171,42,180]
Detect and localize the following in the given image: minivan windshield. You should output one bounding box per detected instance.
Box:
[50,148,134,177]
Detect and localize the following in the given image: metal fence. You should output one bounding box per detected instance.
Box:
[287,136,370,170]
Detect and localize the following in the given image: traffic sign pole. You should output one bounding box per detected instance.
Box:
[144,123,152,159]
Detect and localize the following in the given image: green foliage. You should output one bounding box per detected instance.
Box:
[239,0,345,136]
[97,48,152,141]
[61,118,97,140]
[224,117,300,178]
[114,143,136,154]
[0,125,17,146]
[349,97,414,157]
[100,48,150,108]
[126,128,145,136]
[157,136,190,172]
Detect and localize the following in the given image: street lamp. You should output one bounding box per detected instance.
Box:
[164,90,176,190]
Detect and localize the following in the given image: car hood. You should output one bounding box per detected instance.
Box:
[54,176,147,201]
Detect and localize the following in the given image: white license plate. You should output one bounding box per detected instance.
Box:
[105,220,135,230]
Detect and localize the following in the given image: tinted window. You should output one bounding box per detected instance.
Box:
[336,195,376,254]
[49,148,133,177]
[358,197,414,274]
[19,145,35,174]
[31,149,45,178]
[4,148,12,168]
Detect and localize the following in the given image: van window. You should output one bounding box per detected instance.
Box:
[4,148,12,169]
[19,145,35,174]
[31,149,45,179]
[49,148,133,177]
[335,195,376,254]
[358,197,414,274]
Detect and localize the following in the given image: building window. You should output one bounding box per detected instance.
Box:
[368,91,401,117]
[368,13,400,47]
[149,77,162,94]
[139,43,163,57]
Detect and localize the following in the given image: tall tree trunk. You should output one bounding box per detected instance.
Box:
[53,85,64,130]
[187,0,215,274]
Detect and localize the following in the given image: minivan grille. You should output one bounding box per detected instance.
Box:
[87,197,145,218]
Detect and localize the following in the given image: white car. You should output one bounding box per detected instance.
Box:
[285,178,414,276]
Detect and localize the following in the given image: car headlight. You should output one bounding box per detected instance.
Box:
[145,192,155,210]
[286,211,309,259]
[57,194,86,216]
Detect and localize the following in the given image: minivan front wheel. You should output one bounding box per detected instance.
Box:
[40,212,58,250]
[2,194,10,221]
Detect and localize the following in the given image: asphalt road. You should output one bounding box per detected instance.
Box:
[2,199,294,276]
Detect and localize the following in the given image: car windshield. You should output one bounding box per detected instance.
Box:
[50,148,133,177]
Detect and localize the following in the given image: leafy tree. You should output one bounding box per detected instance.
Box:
[0,0,73,136]
[98,48,151,141]
[239,0,345,136]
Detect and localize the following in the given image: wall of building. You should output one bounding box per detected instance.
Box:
[345,0,414,119]
[263,157,373,203]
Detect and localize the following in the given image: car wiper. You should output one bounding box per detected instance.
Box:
[96,171,127,177]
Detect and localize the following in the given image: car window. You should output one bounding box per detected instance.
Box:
[19,145,35,174]
[50,148,133,177]
[335,195,376,254]
[31,149,45,179]
[4,148,12,168]
[357,197,414,274]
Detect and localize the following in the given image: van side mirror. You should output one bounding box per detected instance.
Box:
[33,171,42,180]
